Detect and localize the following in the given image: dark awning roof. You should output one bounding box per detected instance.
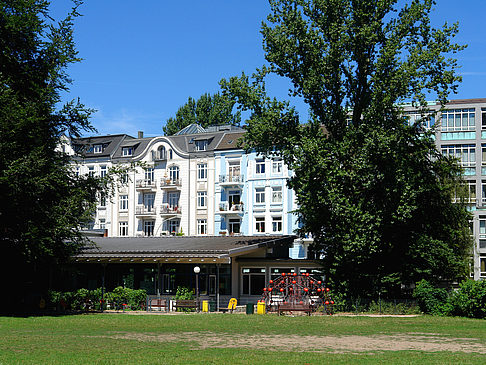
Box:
[74,235,295,264]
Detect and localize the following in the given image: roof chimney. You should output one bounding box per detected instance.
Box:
[138,131,144,139]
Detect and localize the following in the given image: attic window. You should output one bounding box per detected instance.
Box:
[93,144,103,153]
[227,140,234,144]
[195,140,208,151]
[122,146,133,156]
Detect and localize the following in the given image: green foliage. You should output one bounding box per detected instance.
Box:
[413,280,449,315]
[174,286,194,300]
[163,92,241,135]
[0,0,107,311]
[47,287,147,311]
[221,0,471,297]
[448,280,486,319]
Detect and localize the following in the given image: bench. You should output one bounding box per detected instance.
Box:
[173,299,198,311]
[277,303,313,316]
[148,298,168,312]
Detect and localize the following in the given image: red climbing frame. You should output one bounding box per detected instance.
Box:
[260,272,334,315]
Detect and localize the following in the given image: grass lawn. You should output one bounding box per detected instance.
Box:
[1,313,485,364]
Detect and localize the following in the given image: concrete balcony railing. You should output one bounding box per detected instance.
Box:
[160,178,182,189]
[136,179,156,190]
[135,205,157,216]
[218,202,244,214]
[219,174,244,186]
[160,204,182,216]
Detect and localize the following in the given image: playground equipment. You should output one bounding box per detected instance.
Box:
[260,272,334,315]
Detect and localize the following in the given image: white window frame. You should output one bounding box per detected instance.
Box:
[255,217,265,233]
[119,195,129,211]
[441,108,475,132]
[255,187,265,204]
[272,159,283,174]
[195,140,208,151]
[143,220,155,237]
[272,216,283,233]
[197,163,208,180]
[271,186,283,203]
[100,165,107,178]
[119,222,128,236]
[197,191,207,208]
[197,219,207,235]
[169,165,180,182]
[122,146,133,156]
[255,159,265,174]
[93,144,103,154]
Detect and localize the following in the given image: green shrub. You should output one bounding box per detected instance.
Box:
[413,280,448,315]
[448,280,486,319]
[174,286,194,312]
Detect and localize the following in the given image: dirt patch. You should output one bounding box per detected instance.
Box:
[91,331,486,354]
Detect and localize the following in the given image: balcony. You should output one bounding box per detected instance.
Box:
[218,202,244,215]
[135,205,157,217]
[160,178,182,190]
[152,150,167,161]
[136,179,156,190]
[219,174,244,187]
[160,204,182,217]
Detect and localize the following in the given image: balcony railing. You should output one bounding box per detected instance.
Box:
[152,150,167,161]
[219,174,244,185]
[160,178,182,188]
[219,202,244,213]
[135,205,157,216]
[136,179,156,189]
[160,204,182,215]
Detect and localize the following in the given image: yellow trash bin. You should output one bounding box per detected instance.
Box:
[202,300,209,312]
[257,301,266,315]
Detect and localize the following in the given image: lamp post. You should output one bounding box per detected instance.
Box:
[193,266,200,312]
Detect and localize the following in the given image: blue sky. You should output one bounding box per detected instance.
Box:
[51,1,486,137]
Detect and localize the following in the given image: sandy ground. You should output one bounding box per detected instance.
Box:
[92,331,486,354]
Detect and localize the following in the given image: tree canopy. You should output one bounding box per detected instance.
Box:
[0,0,102,310]
[221,0,471,297]
[163,92,241,135]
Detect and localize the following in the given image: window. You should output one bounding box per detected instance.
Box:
[143,193,155,212]
[272,159,283,174]
[272,216,283,233]
[255,188,265,204]
[122,146,133,156]
[255,159,265,174]
[157,146,166,160]
[144,220,155,237]
[404,111,435,130]
[99,192,107,207]
[229,219,240,234]
[197,219,207,235]
[468,181,477,203]
[442,144,476,175]
[481,258,486,277]
[270,268,294,280]
[99,219,105,230]
[228,161,241,178]
[255,217,265,233]
[168,192,180,208]
[88,166,95,177]
[167,219,180,235]
[119,222,128,236]
[242,268,266,295]
[482,181,486,204]
[145,168,154,183]
[121,173,129,184]
[93,144,103,153]
[441,108,475,131]
[169,165,180,182]
[197,163,207,180]
[119,195,128,211]
[100,165,107,178]
[272,186,283,203]
[197,191,207,208]
[482,108,486,130]
[195,140,208,151]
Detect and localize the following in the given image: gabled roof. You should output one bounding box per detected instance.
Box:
[215,132,245,151]
[71,134,133,158]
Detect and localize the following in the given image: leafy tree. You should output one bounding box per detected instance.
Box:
[0,0,101,311]
[163,92,241,135]
[221,0,472,297]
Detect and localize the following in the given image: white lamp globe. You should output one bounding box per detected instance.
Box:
[193,266,201,274]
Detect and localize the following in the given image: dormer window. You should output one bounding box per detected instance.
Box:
[93,144,103,153]
[122,146,133,156]
[195,140,208,151]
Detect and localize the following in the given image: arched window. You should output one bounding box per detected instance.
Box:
[169,165,179,182]
[158,146,166,160]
